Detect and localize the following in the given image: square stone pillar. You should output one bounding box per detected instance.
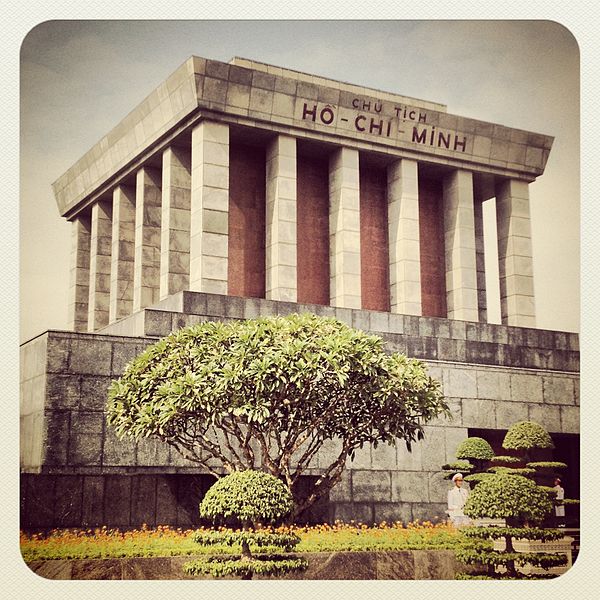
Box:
[88,200,112,331]
[160,145,191,299]
[329,147,361,309]
[109,185,136,323]
[190,121,229,294]
[266,135,297,302]
[387,159,421,315]
[68,214,91,332]
[473,198,487,322]
[443,170,479,321]
[133,167,162,312]
[495,179,536,327]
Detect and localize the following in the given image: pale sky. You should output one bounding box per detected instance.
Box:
[20,20,580,341]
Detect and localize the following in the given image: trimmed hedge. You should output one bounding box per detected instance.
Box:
[183,555,308,578]
[463,474,552,523]
[461,527,564,542]
[455,437,494,461]
[503,421,554,451]
[200,470,293,526]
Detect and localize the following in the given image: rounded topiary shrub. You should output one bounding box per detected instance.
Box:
[200,470,294,527]
[455,437,494,461]
[458,473,564,579]
[463,473,553,524]
[502,421,554,451]
[185,470,307,580]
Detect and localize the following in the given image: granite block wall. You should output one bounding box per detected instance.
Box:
[20,292,579,528]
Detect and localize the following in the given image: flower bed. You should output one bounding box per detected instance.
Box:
[21,521,462,562]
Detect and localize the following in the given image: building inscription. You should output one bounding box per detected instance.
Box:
[300,100,468,153]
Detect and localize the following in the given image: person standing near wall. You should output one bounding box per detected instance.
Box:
[447,473,470,527]
[554,477,566,527]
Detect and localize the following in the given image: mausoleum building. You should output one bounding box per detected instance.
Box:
[20,56,579,528]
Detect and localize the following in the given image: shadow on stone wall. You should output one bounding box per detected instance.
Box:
[20,473,331,530]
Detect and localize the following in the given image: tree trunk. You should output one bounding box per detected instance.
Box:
[504,534,517,578]
[240,537,253,580]
[241,539,252,561]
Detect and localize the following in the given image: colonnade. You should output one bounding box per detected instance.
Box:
[68,120,536,333]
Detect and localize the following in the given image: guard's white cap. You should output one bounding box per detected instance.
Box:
[452,473,463,481]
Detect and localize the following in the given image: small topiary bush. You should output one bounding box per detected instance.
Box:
[441,460,473,478]
[463,472,494,484]
[490,455,521,465]
[502,421,554,452]
[463,474,552,524]
[457,473,564,578]
[526,461,568,470]
[487,466,536,476]
[183,470,308,580]
[183,556,307,578]
[451,437,494,483]
[455,437,494,461]
[199,470,294,527]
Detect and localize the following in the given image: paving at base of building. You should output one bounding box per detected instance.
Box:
[20,55,579,530]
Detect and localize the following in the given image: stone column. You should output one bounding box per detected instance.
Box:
[265,135,297,302]
[133,167,162,312]
[190,121,229,294]
[160,145,191,299]
[443,170,479,321]
[87,201,112,331]
[329,147,361,309]
[387,159,421,315]
[495,179,536,327]
[68,214,91,332]
[109,185,136,323]
[473,198,487,322]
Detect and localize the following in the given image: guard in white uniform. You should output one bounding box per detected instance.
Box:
[447,472,470,527]
[554,477,565,527]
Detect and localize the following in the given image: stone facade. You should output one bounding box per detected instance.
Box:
[20,294,579,527]
[21,55,578,529]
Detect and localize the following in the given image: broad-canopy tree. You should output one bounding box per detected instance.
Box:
[107,313,448,516]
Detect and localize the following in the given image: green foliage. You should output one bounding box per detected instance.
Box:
[453,420,574,582]
[487,466,536,476]
[526,461,568,470]
[106,313,448,514]
[296,522,463,552]
[490,455,521,465]
[461,527,564,542]
[442,460,473,471]
[20,523,464,562]
[192,471,304,579]
[455,437,494,461]
[183,556,308,578]
[502,421,554,451]
[192,529,300,551]
[463,472,494,483]
[455,548,567,569]
[463,474,553,523]
[200,471,293,526]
